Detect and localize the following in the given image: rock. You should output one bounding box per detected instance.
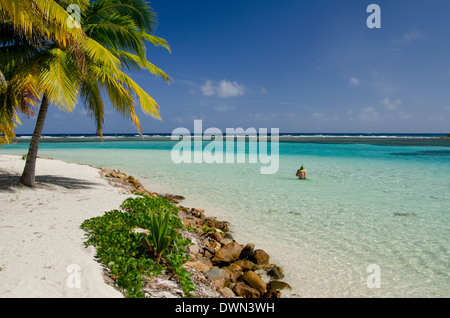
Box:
[232,259,255,271]
[242,270,267,294]
[135,186,147,193]
[207,239,222,252]
[183,261,210,273]
[101,168,114,177]
[233,282,261,298]
[223,266,242,283]
[252,249,270,264]
[239,243,255,259]
[179,206,189,213]
[160,194,185,204]
[220,287,236,298]
[203,249,214,259]
[212,278,226,290]
[267,280,292,291]
[263,290,281,298]
[211,242,242,265]
[204,218,230,232]
[206,267,230,289]
[268,266,284,280]
[220,237,234,246]
[196,257,213,269]
[207,231,223,242]
[189,208,205,220]
[182,216,203,228]
[205,267,227,280]
[228,263,243,272]
[189,244,200,256]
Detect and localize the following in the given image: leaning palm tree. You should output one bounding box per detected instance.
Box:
[0,0,85,144]
[1,0,171,187]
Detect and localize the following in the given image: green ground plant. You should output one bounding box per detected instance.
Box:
[81,195,195,298]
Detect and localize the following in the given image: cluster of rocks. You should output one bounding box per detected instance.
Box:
[178,207,292,298]
[99,168,186,204]
[99,168,292,298]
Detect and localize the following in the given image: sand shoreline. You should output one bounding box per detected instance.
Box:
[0,154,290,298]
[0,155,129,297]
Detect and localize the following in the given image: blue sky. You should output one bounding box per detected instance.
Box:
[16,0,450,134]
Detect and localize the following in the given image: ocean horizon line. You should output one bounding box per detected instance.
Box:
[14,132,450,138]
[8,132,450,148]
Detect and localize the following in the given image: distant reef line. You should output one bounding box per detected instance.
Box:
[11,135,450,147]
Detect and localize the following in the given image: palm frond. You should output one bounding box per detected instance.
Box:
[0,0,87,47]
[80,72,105,138]
[85,37,122,70]
[37,48,80,111]
[85,13,146,58]
[116,70,161,120]
[111,49,172,83]
[85,0,157,34]
[141,33,171,53]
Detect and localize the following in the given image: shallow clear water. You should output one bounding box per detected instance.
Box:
[2,138,449,297]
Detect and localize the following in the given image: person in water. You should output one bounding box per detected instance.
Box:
[296,165,307,179]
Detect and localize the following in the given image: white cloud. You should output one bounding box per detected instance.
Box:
[171,115,205,123]
[248,112,278,122]
[77,108,89,115]
[200,80,245,98]
[214,105,235,112]
[401,29,423,43]
[349,76,360,86]
[200,80,215,96]
[217,80,245,98]
[382,98,402,111]
[347,109,354,121]
[398,110,412,120]
[312,112,339,122]
[359,106,379,121]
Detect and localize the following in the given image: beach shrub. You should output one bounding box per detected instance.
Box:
[81,195,195,298]
[121,195,178,215]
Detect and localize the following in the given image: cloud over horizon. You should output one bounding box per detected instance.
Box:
[349,76,360,86]
[201,80,245,98]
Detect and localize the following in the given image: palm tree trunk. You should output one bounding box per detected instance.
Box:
[20,94,50,187]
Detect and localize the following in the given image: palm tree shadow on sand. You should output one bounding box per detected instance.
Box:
[0,170,100,192]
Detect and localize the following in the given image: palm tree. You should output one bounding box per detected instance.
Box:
[0,0,84,144]
[1,0,171,186]
[79,0,172,137]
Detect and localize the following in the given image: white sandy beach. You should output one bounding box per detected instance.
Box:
[0,155,126,298]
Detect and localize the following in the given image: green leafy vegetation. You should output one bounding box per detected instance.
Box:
[148,211,178,265]
[81,195,195,298]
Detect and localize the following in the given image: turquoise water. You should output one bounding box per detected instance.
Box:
[2,138,449,297]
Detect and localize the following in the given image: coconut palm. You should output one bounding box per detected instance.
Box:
[1,0,171,186]
[79,0,172,137]
[0,0,86,144]
[0,0,87,45]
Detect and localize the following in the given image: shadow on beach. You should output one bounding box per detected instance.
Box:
[0,171,100,192]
